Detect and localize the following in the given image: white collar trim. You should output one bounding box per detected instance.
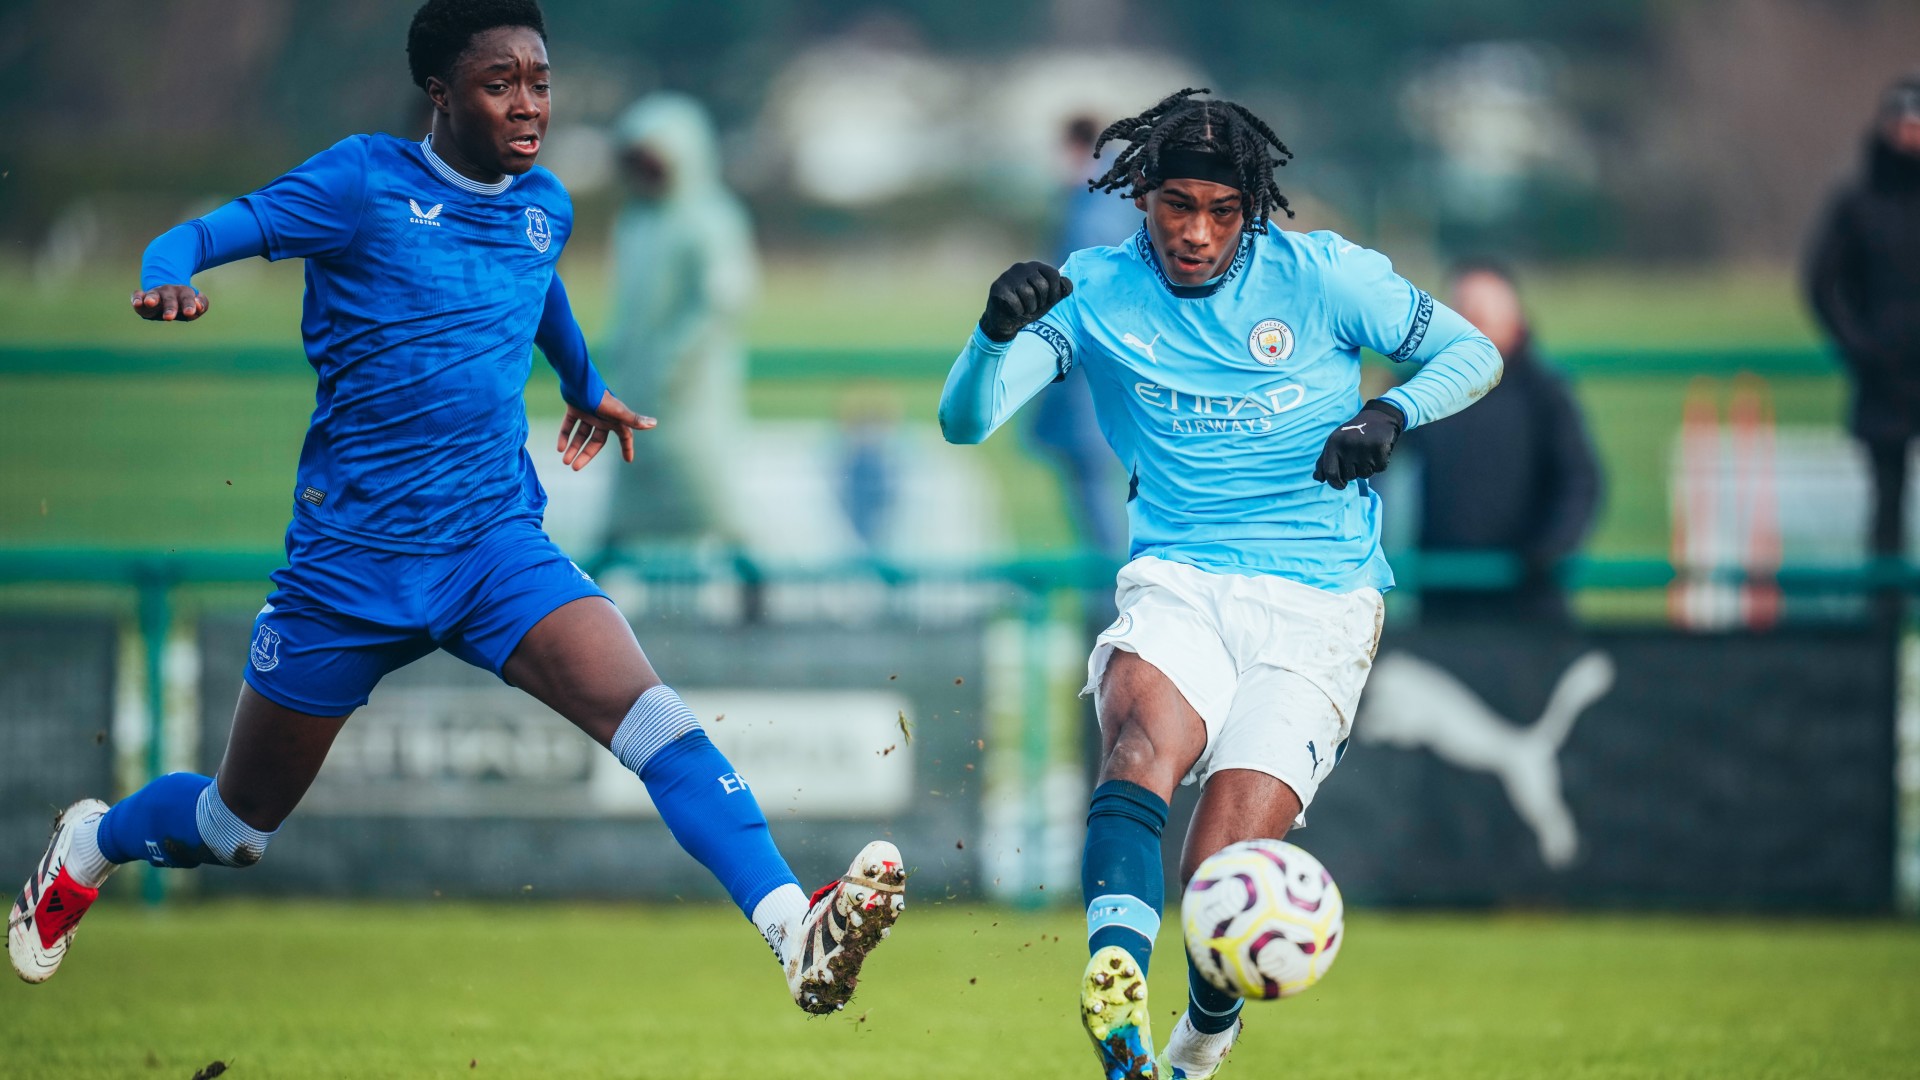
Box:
[420,134,514,196]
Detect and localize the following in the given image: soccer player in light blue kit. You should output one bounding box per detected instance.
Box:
[9,0,904,1015]
[940,90,1502,1080]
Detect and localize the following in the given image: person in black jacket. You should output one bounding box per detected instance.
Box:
[1807,74,1920,560]
[1400,261,1603,624]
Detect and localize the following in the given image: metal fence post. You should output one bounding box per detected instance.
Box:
[1017,587,1052,910]
[134,564,174,906]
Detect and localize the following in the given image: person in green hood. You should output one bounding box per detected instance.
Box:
[602,92,758,549]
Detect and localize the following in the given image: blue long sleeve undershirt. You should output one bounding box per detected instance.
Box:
[533,275,607,412]
[140,201,267,290]
[139,201,608,412]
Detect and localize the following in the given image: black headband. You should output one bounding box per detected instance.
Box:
[1150,148,1242,191]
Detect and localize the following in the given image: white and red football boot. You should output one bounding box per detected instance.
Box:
[9,798,112,984]
[786,840,906,1014]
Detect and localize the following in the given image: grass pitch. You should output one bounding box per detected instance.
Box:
[2,901,1915,1079]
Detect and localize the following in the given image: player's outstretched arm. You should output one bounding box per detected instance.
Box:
[131,201,268,323]
[939,262,1074,444]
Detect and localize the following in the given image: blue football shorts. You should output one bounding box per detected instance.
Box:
[241,515,609,716]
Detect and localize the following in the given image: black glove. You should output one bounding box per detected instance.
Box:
[1314,399,1407,490]
[979,261,1073,343]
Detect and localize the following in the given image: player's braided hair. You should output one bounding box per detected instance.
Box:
[407,0,548,90]
[1088,88,1295,232]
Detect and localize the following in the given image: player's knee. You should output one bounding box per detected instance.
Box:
[1099,725,1172,787]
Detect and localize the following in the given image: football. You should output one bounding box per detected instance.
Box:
[1182,839,1345,1000]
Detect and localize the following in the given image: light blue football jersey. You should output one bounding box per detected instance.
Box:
[1002,223,1498,592]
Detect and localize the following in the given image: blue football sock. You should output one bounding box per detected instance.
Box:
[611,686,799,916]
[1187,953,1246,1033]
[95,772,277,870]
[95,772,216,869]
[1082,779,1169,974]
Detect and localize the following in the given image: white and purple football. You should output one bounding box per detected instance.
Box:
[1182,839,1345,1000]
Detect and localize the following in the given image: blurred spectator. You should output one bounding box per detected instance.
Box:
[1806,74,1920,561]
[601,93,758,550]
[1402,261,1602,623]
[1026,116,1140,558]
[837,385,902,553]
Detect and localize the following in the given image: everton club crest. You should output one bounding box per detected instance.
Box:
[250,624,282,672]
[1248,318,1294,366]
[525,207,552,253]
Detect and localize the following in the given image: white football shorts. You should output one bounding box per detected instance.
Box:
[1083,555,1385,824]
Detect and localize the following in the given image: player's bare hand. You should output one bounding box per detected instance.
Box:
[556,393,655,472]
[980,261,1073,342]
[131,284,209,323]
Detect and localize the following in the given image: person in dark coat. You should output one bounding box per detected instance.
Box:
[1806,74,1920,559]
[1401,261,1603,623]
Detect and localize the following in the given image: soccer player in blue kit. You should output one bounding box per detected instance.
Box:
[940,90,1503,1079]
[9,0,904,1015]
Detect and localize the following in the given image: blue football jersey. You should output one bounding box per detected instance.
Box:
[1020,224,1495,591]
[235,134,578,552]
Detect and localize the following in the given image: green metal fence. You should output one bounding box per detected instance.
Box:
[0,343,1842,380]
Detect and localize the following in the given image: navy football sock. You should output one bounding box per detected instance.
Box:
[95,772,216,869]
[612,686,799,916]
[1082,779,1169,973]
[1187,953,1246,1033]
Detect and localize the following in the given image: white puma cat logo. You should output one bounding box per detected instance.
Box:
[1358,650,1616,869]
[1122,331,1161,363]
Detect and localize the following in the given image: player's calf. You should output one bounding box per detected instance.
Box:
[609,686,806,948]
[606,684,908,1012]
[1079,779,1171,1077]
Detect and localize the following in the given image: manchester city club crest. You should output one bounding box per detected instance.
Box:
[524,206,551,253]
[1248,318,1294,366]
[250,624,282,672]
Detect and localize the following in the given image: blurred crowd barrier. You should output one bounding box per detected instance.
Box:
[1,552,1913,914]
